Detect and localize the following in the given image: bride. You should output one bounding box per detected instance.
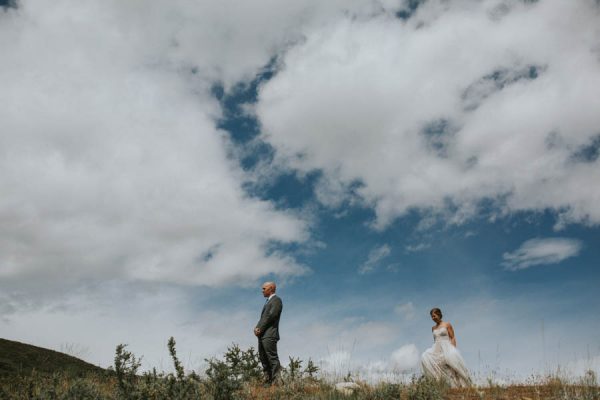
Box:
[421,308,471,387]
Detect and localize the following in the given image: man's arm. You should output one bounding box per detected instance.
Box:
[255,297,282,332]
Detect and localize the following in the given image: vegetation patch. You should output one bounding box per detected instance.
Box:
[0,338,598,400]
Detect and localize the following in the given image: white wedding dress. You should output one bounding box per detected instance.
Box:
[421,326,471,387]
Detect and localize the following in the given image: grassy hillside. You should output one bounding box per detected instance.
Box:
[0,339,597,399]
[0,338,105,378]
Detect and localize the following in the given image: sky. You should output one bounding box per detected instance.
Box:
[1,0,599,383]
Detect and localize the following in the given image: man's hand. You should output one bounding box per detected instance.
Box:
[254,327,261,337]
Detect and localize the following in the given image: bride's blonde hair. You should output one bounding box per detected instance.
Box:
[430,308,442,319]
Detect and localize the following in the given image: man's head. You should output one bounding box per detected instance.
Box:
[261,281,276,298]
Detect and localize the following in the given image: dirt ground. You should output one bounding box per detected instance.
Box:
[446,385,598,400]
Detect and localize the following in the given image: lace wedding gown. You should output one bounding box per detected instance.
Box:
[421,326,471,387]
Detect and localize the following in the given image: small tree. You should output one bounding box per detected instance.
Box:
[165,337,201,399]
[304,358,319,379]
[287,357,303,381]
[114,344,142,400]
[167,337,185,381]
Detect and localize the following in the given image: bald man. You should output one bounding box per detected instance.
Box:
[254,281,283,386]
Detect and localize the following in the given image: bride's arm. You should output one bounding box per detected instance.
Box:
[447,323,457,347]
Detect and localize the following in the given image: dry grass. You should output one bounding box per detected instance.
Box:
[2,373,599,399]
[446,384,599,400]
[236,375,600,400]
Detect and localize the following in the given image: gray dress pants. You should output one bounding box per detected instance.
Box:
[258,337,280,382]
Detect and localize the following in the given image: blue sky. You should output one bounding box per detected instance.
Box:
[1,0,599,382]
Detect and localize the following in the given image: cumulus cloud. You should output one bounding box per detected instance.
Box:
[1,0,347,297]
[319,344,419,381]
[390,344,420,372]
[502,237,583,271]
[358,244,391,274]
[257,0,600,229]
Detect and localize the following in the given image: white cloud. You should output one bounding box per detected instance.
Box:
[390,344,420,372]
[32,0,399,89]
[502,237,583,271]
[313,173,352,209]
[0,0,326,296]
[319,344,419,382]
[257,0,600,229]
[358,244,391,274]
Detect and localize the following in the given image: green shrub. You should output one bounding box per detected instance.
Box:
[285,357,303,382]
[204,356,239,400]
[304,358,319,380]
[405,376,447,400]
[371,382,403,399]
[113,344,141,400]
[203,343,265,399]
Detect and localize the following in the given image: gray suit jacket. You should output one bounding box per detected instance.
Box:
[256,295,283,340]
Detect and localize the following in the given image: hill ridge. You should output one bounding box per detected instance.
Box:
[0,338,105,377]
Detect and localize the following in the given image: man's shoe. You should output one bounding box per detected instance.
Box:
[261,374,272,388]
[272,366,282,380]
[271,372,283,386]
